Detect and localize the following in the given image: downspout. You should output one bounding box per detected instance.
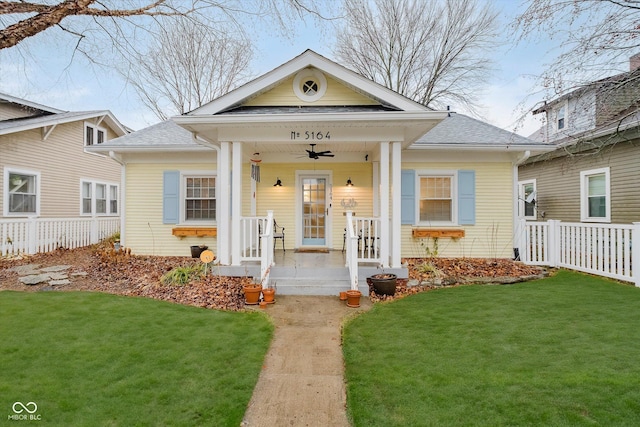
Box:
[513,150,531,260]
[109,151,126,247]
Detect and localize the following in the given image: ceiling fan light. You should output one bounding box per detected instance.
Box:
[346,178,353,187]
[274,178,282,187]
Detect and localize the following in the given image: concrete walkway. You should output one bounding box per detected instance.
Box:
[241,295,372,427]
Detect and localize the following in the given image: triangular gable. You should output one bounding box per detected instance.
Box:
[188,49,430,116]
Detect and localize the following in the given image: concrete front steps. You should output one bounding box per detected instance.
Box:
[270,265,407,296]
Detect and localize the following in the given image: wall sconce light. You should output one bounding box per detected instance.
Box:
[273,178,283,187]
[346,177,354,187]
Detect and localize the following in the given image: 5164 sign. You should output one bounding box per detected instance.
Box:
[290,131,330,141]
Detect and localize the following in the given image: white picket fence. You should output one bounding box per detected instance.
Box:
[0,217,120,257]
[519,219,640,286]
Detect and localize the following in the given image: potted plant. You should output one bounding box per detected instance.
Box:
[369,273,397,296]
[244,266,271,305]
[190,244,208,258]
[243,281,262,305]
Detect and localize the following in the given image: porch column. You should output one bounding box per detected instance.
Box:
[218,142,231,265]
[379,142,390,268]
[391,141,402,268]
[231,141,243,265]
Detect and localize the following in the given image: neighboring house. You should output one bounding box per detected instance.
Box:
[519,54,640,224]
[88,50,551,290]
[0,93,128,220]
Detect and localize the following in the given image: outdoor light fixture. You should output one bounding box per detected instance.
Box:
[273,178,283,187]
[346,177,354,187]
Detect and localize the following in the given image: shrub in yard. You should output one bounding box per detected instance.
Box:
[161,264,204,285]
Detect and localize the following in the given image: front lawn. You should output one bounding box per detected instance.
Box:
[344,270,640,426]
[0,292,273,425]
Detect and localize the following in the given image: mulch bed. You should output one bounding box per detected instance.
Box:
[368,258,547,303]
[1,245,547,310]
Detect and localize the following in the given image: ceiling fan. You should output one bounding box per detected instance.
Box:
[306,144,334,159]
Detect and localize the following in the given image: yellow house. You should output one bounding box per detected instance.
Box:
[89,50,552,294]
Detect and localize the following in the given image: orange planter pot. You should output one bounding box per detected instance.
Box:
[346,290,362,308]
[243,284,262,305]
[262,288,276,304]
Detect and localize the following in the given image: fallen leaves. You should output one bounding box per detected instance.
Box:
[1,246,547,311]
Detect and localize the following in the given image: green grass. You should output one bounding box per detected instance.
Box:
[0,291,273,426]
[344,270,640,426]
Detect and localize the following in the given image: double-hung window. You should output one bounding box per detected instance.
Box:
[557,105,566,130]
[184,176,216,221]
[580,167,610,222]
[84,122,107,147]
[4,168,40,216]
[81,180,119,215]
[418,172,456,224]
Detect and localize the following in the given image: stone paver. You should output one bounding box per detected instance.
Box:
[13,264,84,286]
[241,295,371,427]
[40,265,71,272]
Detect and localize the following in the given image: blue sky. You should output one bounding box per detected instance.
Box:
[0,0,555,136]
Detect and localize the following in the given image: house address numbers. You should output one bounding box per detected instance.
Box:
[290,130,331,141]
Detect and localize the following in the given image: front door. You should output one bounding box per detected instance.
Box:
[299,173,331,246]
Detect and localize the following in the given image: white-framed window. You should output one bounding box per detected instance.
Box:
[553,102,568,132]
[3,167,40,216]
[417,171,457,225]
[84,122,107,146]
[518,179,537,219]
[110,185,118,214]
[183,174,216,223]
[81,180,118,216]
[580,167,610,223]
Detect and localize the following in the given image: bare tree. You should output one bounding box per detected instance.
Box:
[0,0,332,51]
[333,0,497,110]
[514,0,640,98]
[122,18,252,120]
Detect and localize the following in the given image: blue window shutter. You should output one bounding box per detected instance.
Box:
[458,170,475,225]
[163,171,180,224]
[401,170,416,225]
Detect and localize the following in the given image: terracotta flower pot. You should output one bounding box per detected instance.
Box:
[262,288,275,304]
[370,273,397,296]
[339,291,348,301]
[346,290,362,308]
[259,301,268,309]
[243,284,262,305]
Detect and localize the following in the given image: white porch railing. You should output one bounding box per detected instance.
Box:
[0,217,120,256]
[345,212,382,290]
[240,211,274,287]
[519,219,640,286]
